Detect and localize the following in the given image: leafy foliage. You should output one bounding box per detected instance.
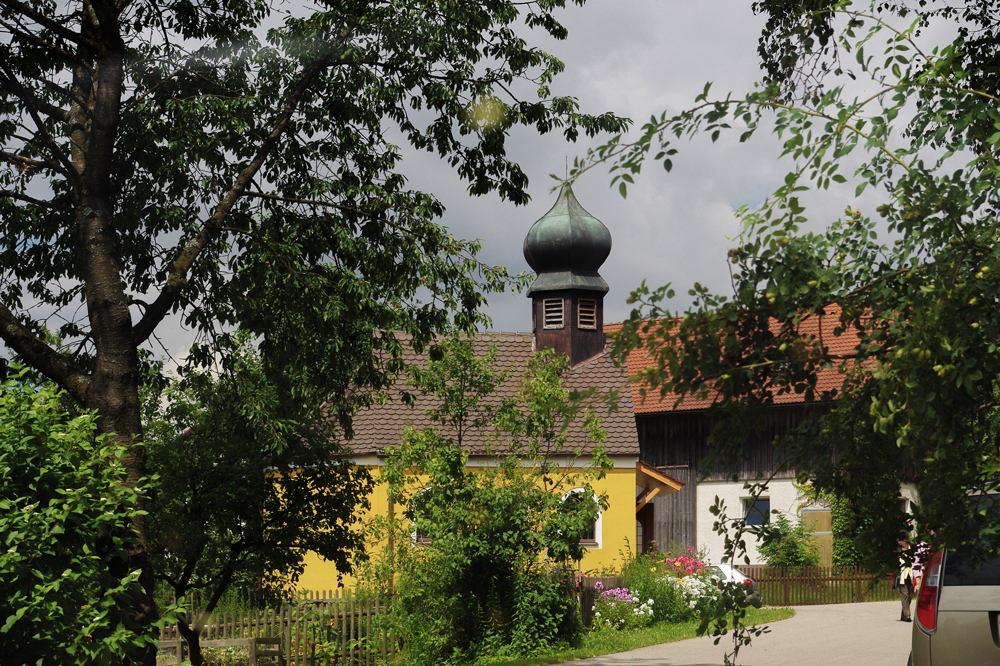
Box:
[0,367,151,666]
[578,0,1000,571]
[143,339,373,666]
[0,1,627,655]
[570,1,1000,662]
[355,338,612,665]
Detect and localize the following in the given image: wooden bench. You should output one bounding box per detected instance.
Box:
[158,637,284,665]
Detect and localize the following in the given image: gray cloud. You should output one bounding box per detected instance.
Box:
[398,0,790,332]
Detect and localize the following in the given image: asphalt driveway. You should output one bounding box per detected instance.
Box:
[573,601,912,666]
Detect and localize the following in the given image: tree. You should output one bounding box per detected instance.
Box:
[576,0,1000,567]
[142,339,373,666]
[0,0,627,659]
[0,367,151,665]
[565,0,1000,661]
[356,338,612,664]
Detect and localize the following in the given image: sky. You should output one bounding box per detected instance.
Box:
[396,0,793,334]
[4,0,922,366]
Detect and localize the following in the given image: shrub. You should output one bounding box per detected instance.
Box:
[356,341,608,665]
[590,583,654,631]
[759,514,821,567]
[0,368,151,665]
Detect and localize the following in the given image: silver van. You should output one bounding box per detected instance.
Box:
[910,549,1000,665]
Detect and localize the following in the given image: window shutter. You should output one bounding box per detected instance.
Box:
[543,298,564,329]
[578,299,597,329]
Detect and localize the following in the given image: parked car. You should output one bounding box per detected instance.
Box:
[910,547,1000,665]
[708,563,762,605]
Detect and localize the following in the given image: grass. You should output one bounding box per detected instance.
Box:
[478,607,796,666]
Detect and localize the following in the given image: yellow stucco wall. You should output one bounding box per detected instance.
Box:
[296,458,637,593]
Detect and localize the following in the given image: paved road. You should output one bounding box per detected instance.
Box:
[574,601,912,666]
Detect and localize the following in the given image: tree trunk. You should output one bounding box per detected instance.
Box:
[72,19,159,665]
[176,618,206,666]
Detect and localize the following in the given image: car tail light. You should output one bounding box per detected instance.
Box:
[916,551,943,634]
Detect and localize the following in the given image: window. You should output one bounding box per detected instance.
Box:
[543,298,564,329]
[744,497,770,526]
[561,489,599,545]
[578,299,597,330]
[411,489,433,544]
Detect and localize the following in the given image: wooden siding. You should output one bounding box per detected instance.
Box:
[650,466,697,552]
[635,405,817,481]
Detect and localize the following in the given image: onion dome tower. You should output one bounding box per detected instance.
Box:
[523,185,611,365]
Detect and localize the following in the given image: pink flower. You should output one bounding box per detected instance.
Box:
[686,566,694,574]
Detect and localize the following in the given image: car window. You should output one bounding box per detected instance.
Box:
[943,552,1000,586]
[942,494,1000,586]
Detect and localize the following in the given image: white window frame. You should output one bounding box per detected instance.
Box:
[743,496,771,526]
[561,488,602,549]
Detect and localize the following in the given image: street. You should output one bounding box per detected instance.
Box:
[574,601,911,666]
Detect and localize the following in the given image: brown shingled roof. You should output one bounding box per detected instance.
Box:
[605,306,864,414]
[344,332,638,458]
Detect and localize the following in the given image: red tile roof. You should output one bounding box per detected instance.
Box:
[606,306,864,414]
[343,332,638,457]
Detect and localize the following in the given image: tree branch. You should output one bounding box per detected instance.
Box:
[0,189,68,210]
[0,150,66,175]
[0,64,70,123]
[0,0,103,51]
[0,300,91,402]
[132,43,348,345]
[242,190,375,215]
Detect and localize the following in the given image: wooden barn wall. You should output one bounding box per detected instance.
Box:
[636,405,815,481]
[651,466,697,552]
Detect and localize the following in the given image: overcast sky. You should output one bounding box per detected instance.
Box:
[396,0,798,333]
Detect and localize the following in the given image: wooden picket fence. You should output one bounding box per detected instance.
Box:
[158,589,396,665]
[737,565,896,606]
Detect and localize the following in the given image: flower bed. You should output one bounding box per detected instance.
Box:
[590,582,654,631]
[621,544,720,623]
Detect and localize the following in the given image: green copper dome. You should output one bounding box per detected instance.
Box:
[523,185,611,295]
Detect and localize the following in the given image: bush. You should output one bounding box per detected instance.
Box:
[0,368,151,666]
[590,583,654,631]
[759,514,821,567]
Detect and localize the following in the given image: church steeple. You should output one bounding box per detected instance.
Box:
[523,185,611,365]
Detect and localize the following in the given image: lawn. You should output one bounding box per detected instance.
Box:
[479,606,796,666]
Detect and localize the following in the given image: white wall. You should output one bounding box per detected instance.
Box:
[696,478,802,565]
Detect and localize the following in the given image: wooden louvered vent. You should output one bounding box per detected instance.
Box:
[578,299,597,330]
[543,298,564,329]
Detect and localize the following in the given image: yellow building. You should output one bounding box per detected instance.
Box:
[297,187,682,592]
